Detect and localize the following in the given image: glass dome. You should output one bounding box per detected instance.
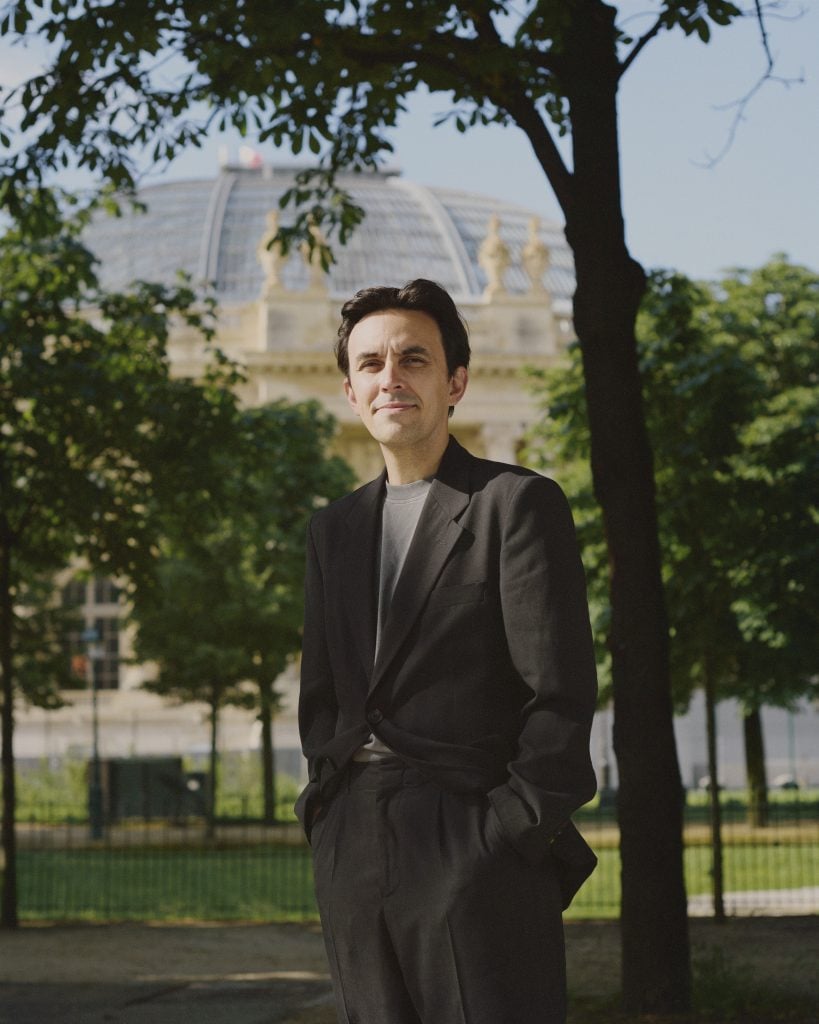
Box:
[84,166,575,310]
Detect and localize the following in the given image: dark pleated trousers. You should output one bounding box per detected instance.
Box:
[310,759,566,1024]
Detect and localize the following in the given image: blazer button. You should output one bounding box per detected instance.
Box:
[367,709,383,725]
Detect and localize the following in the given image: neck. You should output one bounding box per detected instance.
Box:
[381,435,449,484]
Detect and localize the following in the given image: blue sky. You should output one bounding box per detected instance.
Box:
[2,3,817,281]
[387,4,819,281]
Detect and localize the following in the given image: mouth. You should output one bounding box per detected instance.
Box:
[375,402,416,412]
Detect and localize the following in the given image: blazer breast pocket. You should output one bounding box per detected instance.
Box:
[426,581,487,608]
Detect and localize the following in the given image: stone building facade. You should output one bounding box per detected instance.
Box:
[16,165,577,779]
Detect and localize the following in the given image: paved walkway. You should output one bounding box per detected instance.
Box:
[1,917,816,1023]
[687,886,819,916]
[0,922,335,1024]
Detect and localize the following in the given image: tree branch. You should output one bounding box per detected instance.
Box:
[698,1,804,168]
[468,1,560,76]
[504,92,574,216]
[619,15,664,78]
[313,13,576,216]
[754,0,776,69]
[467,5,573,216]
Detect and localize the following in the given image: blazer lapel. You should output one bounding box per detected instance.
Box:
[340,471,385,679]
[370,438,471,691]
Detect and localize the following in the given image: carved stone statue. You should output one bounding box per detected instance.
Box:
[478,214,510,300]
[256,210,284,296]
[521,217,550,296]
[301,217,329,293]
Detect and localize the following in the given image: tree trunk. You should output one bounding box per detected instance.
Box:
[0,536,19,928]
[703,661,725,920]
[557,3,691,1012]
[743,706,769,828]
[206,692,219,841]
[259,680,276,825]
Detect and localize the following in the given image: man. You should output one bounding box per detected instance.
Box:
[296,278,597,1024]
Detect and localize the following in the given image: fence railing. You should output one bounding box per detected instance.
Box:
[11,800,818,922]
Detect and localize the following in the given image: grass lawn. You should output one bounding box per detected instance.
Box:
[18,846,318,922]
[566,841,818,920]
[15,838,817,923]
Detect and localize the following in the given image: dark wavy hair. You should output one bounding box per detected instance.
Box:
[334,278,471,378]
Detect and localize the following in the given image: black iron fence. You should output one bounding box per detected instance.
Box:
[11,798,818,922]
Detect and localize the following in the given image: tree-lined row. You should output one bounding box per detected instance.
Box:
[0,190,352,926]
[525,256,818,909]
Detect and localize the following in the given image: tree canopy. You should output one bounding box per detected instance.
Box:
[131,400,354,827]
[0,187,240,926]
[526,254,819,718]
[1,0,745,245]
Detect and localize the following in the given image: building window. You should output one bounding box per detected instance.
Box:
[62,579,86,609]
[62,577,122,691]
[93,615,120,691]
[94,578,121,605]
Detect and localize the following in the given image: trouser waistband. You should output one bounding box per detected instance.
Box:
[344,756,429,790]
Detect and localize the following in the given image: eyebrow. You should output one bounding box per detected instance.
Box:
[354,344,431,366]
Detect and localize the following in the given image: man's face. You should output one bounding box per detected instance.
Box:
[344,308,467,455]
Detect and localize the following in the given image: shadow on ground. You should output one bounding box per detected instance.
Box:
[0,917,816,1023]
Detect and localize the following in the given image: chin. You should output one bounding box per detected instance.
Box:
[373,424,420,446]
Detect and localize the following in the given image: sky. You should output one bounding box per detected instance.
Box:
[2,3,817,281]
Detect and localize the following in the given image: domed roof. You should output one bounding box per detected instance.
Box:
[84,166,575,309]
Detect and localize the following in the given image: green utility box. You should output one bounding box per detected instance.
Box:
[99,757,208,821]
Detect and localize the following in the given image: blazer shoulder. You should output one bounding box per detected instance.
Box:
[466,451,567,504]
[308,474,382,534]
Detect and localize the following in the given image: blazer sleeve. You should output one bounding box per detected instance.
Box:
[294,515,339,832]
[487,473,598,865]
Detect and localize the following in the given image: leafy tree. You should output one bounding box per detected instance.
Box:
[222,403,354,823]
[526,255,819,838]
[130,401,354,830]
[12,571,83,710]
[131,551,258,839]
[0,188,239,927]
[638,260,819,827]
[0,1,794,1007]
[701,259,819,821]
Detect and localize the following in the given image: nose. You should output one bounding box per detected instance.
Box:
[379,353,405,391]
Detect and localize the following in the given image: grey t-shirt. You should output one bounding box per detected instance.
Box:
[375,477,432,654]
[355,477,432,761]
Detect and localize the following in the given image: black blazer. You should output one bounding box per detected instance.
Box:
[296,436,598,899]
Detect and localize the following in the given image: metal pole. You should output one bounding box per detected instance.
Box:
[787,710,797,781]
[82,627,104,840]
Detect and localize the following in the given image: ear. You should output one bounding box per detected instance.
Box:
[448,366,468,407]
[344,377,361,417]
